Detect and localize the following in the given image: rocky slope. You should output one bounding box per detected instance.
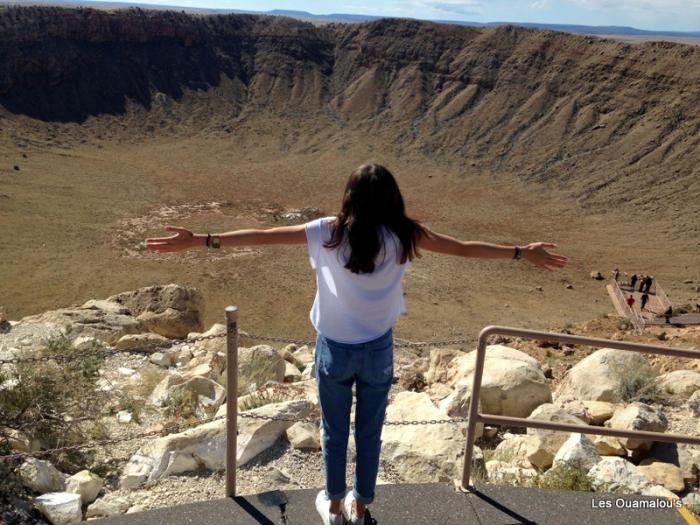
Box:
[1,285,699,523]
[1,6,699,217]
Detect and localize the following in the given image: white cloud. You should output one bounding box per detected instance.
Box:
[573,0,700,11]
[407,0,483,17]
[530,0,548,8]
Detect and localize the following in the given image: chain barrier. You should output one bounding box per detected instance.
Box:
[0,414,227,463]
[0,410,473,462]
[0,330,473,366]
[1,327,476,462]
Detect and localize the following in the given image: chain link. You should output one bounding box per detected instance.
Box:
[238,412,470,426]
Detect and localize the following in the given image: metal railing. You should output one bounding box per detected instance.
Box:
[655,282,672,311]
[459,326,700,490]
[609,278,645,331]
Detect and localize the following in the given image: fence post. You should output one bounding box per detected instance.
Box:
[460,327,490,491]
[225,306,238,498]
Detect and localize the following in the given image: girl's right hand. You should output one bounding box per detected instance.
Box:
[523,242,569,271]
[145,226,197,253]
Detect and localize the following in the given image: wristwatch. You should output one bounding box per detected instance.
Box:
[513,245,522,260]
[206,234,221,249]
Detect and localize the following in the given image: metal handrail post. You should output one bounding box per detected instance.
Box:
[225,306,239,498]
[460,327,489,490]
[459,325,700,493]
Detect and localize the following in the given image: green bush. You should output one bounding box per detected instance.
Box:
[0,335,106,448]
[614,367,661,404]
[535,460,593,492]
[239,389,286,412]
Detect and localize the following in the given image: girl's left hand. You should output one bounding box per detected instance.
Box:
[523,242,569,271]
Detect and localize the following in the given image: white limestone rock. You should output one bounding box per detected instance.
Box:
[19,458,65,494]
[656,370,700,399]
[64,470,103,504]
[556,348,656,403]
[286,421,321,450]
[526,404,587,469]
[34,492,82,525]
[553,433,601,471]
[607,402,668,451]
[442,345,551,419]
[120,400,313,489]
[85,494,131,518]
[382,391,475,482]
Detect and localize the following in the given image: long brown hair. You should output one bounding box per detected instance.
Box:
[324,163,426,274]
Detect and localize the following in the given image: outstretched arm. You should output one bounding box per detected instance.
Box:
[145,224,306,253]
[417,227,568,271]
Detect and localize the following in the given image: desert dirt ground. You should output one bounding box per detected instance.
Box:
[1,115,698,345]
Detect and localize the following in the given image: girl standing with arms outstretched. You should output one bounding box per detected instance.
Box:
[146,163,568,525]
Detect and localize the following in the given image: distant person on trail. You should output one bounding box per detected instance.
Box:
[641,293,649,310]
[630,274,638,290]
[613,268,620,282]
[639,275,646,292]
[144,163,569,525]
[644,275,653,293]
[627,295,635,309]
[665,306,673,324]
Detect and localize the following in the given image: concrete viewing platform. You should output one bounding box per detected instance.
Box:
[94,482,695,525]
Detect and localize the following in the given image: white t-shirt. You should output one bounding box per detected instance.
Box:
[305,217,410,343]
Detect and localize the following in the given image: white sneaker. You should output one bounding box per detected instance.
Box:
[315,490,346,525]
[342,490,371,525]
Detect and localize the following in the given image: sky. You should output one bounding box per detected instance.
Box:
[95,0,700,32]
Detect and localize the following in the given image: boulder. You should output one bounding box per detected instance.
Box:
[149,352,171,368]
[188,323,226,340]
[581,401,618,425]
[485,460,538,485]
[284,362,302,383]
[493,434,543,469]
[587,457,662,495]
[656,370,700,399]
[71,335,99,351]
[238,345,286,395]
[425,347,464,385]
[607,402,668,451]
[108,284,204,338]
[147,372,186,407]
[382,391,472,482]
[86,495,131,518]
[120,400,312,489]
[556,348,657,403]
[19,458,65,493]
[526,404,587,469]
[5,429,40,453]
[689,390,700,417]
[646,442,700,486]
[292,345,314,367]
[180,351,226,382]
[117,411,133,424]
[301,361,316,381]
[637,460,685,493]
[166,377,226,414]
[444,345,551,418]
[20,301,142,344]
[64,470,103,504]
[115,333,170,353]
[593,435,627,456]
[286,421,321,450]
[34,492,82,525]
[553,433,601,471]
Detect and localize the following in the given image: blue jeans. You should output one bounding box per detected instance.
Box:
[315,329,393,505]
